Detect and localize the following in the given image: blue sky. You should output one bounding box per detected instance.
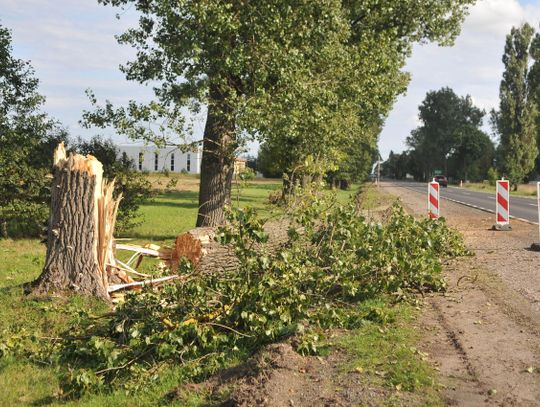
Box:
[2,0,540,157]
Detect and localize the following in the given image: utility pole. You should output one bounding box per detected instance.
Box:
[377,159,381,187]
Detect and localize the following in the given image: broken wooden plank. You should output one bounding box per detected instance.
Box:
[107,275,179,293]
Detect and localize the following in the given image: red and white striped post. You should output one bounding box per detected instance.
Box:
[535,182,540,248]
[532,183,540,250]
[428,179,440,219]
[537,182,540,239]
[493,179,511,231]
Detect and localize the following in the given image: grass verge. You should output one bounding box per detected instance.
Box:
[461,182,537,197]
[337,298,441,406]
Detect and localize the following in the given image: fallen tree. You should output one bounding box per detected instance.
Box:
[28,143,290,300]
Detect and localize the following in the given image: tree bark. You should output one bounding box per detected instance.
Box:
[196,85,236,227]
[171,219,292,274]
[29,143,121,300]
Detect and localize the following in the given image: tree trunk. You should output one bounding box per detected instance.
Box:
[196,86,236,227]
[171,219,292,274]
[28,143,121,300]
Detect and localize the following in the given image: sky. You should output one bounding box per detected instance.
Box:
[379,0,540,159]
[1,0,540,157]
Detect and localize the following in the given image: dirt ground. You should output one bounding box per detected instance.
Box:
[171,183,540,406]
[383,182,540,406]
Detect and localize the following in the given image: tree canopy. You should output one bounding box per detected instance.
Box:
[86,0,476,225]
[491,23,538,187]
[0,24,66,237]
[406,87,492,181]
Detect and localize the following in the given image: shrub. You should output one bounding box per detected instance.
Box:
[237,167,255,181]
[487,167,498,186]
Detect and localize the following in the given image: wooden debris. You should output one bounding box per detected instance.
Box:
[108,275,180,293]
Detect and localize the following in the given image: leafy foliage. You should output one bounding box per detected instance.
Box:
[83,0,475,225]
[0,24,68,237]
[406,87,493,182]
[491,23,538,188]
[2,187,469,398]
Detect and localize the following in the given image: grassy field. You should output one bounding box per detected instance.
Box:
[0,178,439,406]
[461,181,537,197]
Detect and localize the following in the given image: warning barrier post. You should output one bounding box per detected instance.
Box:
[492,179,511,231]
[530,183,540,250]
[428,179,440,219]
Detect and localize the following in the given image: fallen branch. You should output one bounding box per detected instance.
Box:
[107,275,180,293]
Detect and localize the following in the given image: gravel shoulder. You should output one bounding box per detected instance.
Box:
[383,182,540,406]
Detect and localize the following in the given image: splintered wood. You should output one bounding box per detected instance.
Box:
[30,143,287,302]
[30,143,180,301]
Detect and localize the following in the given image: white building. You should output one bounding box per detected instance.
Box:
[118,145,202,174]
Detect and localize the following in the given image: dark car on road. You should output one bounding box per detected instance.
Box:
[434,175,448,187]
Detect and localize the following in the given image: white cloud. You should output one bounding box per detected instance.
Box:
[2,0,540,153]
[379,0,540,159]
[1,0,154,142]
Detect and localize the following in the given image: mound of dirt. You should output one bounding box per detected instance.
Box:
[168,340,423,406]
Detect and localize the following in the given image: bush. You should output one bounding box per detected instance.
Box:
[237,167,255,181]
[487,167,498,186]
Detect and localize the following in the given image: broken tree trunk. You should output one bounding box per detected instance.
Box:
[29,143,121,300]
[170,219,292,273]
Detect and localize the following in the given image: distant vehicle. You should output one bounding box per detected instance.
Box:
[433,175,448,187]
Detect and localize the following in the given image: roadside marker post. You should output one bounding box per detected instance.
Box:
[492,179,511,231]
[530,183,540,251]
[428,179,440,219]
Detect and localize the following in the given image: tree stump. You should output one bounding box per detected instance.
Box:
[29,143,121,300]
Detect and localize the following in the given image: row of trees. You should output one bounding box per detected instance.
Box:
[1,1,477,236]
[383,87,494,182]
[0,24,152,238]
[491,23,540,188]
[85,0,476,226]
[384,22,540,189]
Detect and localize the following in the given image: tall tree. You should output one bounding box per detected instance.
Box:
[86,0,475,226]
[528,29,540,174]
[407,87,488,181]
[492,23,538,188]
[0,24,66,237]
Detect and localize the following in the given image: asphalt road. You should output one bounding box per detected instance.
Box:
[388,181,540,225]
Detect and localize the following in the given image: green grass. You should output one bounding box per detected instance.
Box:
[337,298,441,406]
[461,182,537,197]
[357,183,397,210]
[128,181,282,244]
[0,181,440,406]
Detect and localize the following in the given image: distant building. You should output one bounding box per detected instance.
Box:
[118,145,202,174]
[234,157,247,174]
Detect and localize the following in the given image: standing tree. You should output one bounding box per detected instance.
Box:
[451,127,494,181]
[492,23,538,188]
[0,23,67,237]
[528,28,540,175]
[407,87,488,181]
[85,0,475,226]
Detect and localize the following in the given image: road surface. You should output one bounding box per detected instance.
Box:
[387,181,540,224]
